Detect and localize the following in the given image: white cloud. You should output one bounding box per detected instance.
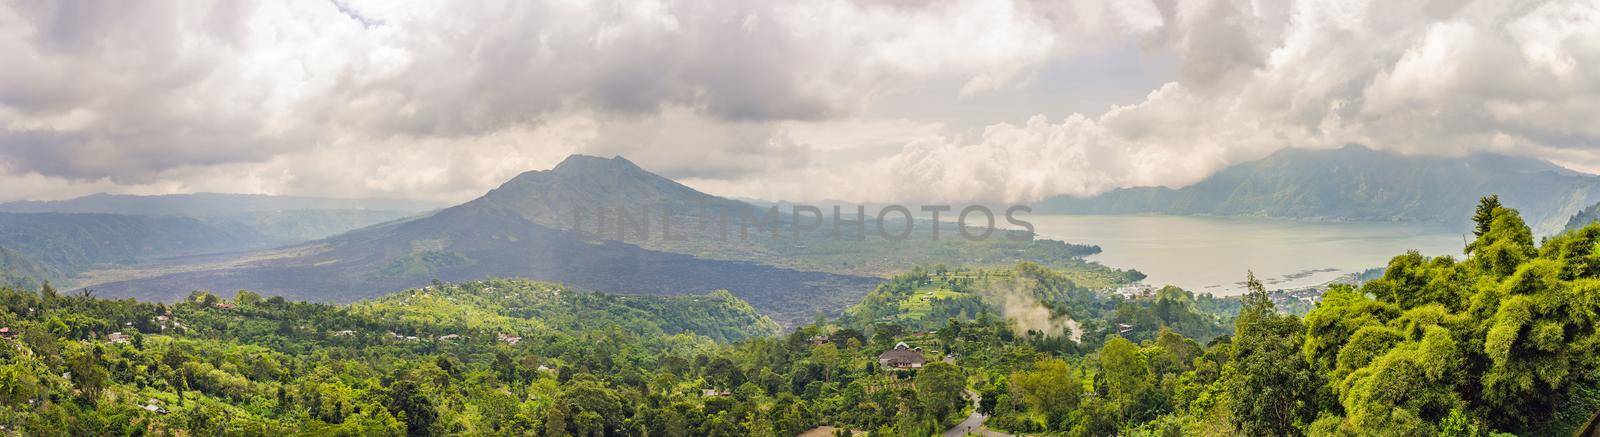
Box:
[1,0,1598,206]
[807,0,1600,204]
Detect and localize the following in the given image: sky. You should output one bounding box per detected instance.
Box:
[1,0,1597,204]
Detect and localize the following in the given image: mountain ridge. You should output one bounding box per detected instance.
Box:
[1037,145,1600,235]
[0,192,446,215]
[0,193,444,249]
[0,212,279,275]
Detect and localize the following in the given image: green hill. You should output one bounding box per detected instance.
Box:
[0,278,781,434]
[1038,145,1600,235]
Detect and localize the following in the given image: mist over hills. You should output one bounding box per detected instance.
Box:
[0,212,278,275]
[0,245,56,290]
[1037,145,1600,235]
[0,193,443,245]
[0,192,445,215]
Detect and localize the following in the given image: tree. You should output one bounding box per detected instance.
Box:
[1465,206,1535,276]
[811,343,839,383]
[235,290,262,306]
[1010,359,1082,429]
[916,361,966,423]
[0,355,43,406]
[1302,285,1399,374]
[1472,195,1501,238]
[66,343,109,402]
[386,378,437,437]
[543,401,569,437]
[1336,326,1464,434]
[1228,272,1320,436]
[38,280,57,303]
[936,318,961,349]
[1101,335,1159,422]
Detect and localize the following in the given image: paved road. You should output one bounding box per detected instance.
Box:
[943,390,1013,437]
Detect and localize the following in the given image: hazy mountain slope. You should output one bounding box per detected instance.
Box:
[197,209,424,243]
[1564,202,1600,234]
[1038,145,1600,234]
[0,193,441,244]
[0,212,279,275]
[0,192,444,215]
[0,245,57,290]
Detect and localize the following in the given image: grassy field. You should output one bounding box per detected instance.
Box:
[897,286,971,320]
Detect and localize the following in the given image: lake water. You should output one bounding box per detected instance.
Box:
[1028,215,1468,296]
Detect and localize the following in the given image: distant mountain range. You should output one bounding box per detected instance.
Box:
[1037,145,1600,235]
[0,212,276,275]
[0,192,444,215]
[0,193,444,245]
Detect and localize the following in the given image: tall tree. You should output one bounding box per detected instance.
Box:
[1472,194,1502,238]
[1229,272,1320,436]
[916,361,966,423]
[1101,335,1157,422]
[386,377,437,437]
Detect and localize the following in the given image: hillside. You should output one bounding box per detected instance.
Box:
[1038,145,1600,235]
[0,245,57,290]
[8,208,1600,435]
[353,279,780,343]
[0,193,441,244]
[84,155,1121,326]
[0,212,278,275]
[1564,201,1600,234]
[0,192,444,215]
[197,209,423,243]
[0,278,786,434]
[840,264,1231,346]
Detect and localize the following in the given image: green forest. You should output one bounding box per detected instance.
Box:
[2,200,1599,436]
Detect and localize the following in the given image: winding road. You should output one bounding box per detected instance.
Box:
[943,390,1012,437]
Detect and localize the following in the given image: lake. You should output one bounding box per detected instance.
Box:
[1028,215,1468,296]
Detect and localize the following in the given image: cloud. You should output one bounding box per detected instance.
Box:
[811,0,1600,204]
[0,0,1093,200]
[1,0,1597,206]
